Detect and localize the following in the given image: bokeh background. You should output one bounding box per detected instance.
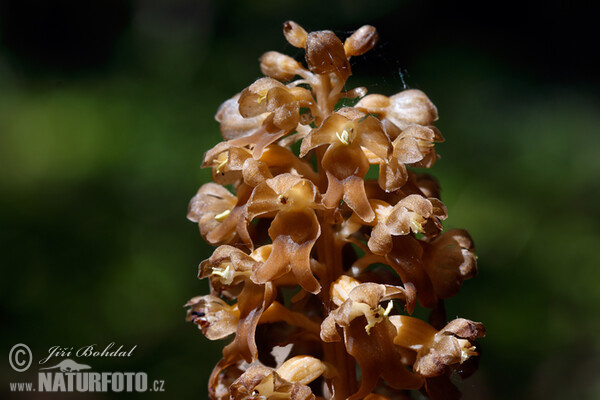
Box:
[1,0,599,399]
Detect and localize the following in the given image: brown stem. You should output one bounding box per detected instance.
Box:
[260,301,321,335]
[317,218,357,399]
[314,174,357,399]
[310,68,357,399]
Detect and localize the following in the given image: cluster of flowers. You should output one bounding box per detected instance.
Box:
[186,21,484,400]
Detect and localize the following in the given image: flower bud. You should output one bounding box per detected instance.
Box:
[260,51,304,82]
[356,93,390,110]
[331,275,360,306]
[344,25,378,57]
[388,89,438,129]
[276,355,328,385]
[305,31,351,77]
[283,20,308,48]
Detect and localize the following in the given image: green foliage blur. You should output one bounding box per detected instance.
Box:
[1,1,598,399]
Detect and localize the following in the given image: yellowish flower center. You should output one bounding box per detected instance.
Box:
[335,126,355,145]
[416,138,434,152]
[214,152,229,174]
[409,213,426,234]
[252,375,289,399]
[457,339,478,363]
[256,89,269,104]
[214,209,231,221]
[364,301,394,335]
[277,182,313,211]
[211,263,235,285]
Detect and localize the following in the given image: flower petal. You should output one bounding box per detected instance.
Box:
[385,236,436,308]
[422,229,477,299]
[300,113,349,156]
[216,94,267,140]
[252,210,321,294]
[387,89,438,130]
[378,156,408,193]
[345,319,423,400]
[356,116,391,162]
[238,77,284,118]
[185,295,238,340]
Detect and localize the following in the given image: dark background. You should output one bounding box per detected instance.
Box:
[1,0,599,399]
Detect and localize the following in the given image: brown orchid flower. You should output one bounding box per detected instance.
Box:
[229,364,316,400]
[199,244,271,298]
[349,236,437,309]
[300,108,391,222]
[229,355,333,399]
[215,93,267,141]
[204,145,254,186]
[351,227,470,310]
[231,78,315,159]
[391,316,485,378]
[321,277,416,340]
[187,21,484,400]
[356,89,439,131]
[185,294,239,340]
[392,124,444,168]
[187,182,254,247]
[304,29,351,83]
[367,194,448,255]
[321,277,422,399]
[422,229,478,300]
[245,174,323,294]
[187,183,237,245]
[385,235,438,308]
[204,144,319,188]
[343,25,378,57]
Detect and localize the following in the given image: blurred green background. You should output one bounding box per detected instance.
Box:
[1,0,598,399]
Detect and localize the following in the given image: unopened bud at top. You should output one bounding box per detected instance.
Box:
[283,20,308,48]
[260,51,304,82]
[344,25,378,57]
[305,30,351,77]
